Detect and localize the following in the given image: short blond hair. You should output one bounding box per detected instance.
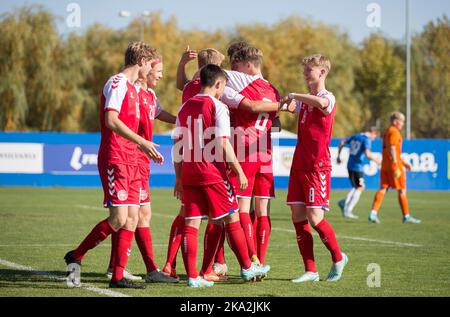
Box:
[231,45,263,67]
[124,41,158,67]
[390,111,405,123]
[302,54,331,73]
[198,48,225,68]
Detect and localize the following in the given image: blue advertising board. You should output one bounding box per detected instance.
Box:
[0,132,449,190]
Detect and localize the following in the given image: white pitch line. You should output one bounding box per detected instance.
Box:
[271,227,422,248]
[77,204,422,248]
[0,258,130,297]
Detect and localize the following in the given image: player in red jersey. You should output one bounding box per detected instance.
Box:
[163,47,226,281]
[221,45,288,268]
[64,42,163,289]
[166,45,292,281]
[173,64,270,287]
[284,54,348,283]
[105,55,179,283]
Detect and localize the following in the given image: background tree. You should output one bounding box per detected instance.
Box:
[354,33,405,130]
[0,6,448,139]
[411,16,450,138]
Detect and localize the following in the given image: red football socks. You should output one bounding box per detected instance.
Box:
[256,216,271,265]
[181,225,199,279]
[201,223,223,275]
[239,212,257,257]
[225,221,251,270]
[313,219,343,263]
[165,215,184,269]
[214,226,226,265]
[135,226,158,273]
[252,213,258,248]
[111,228,134,282]
[73,218,115,260]
[107,231,119,269]
[293,220,317,272]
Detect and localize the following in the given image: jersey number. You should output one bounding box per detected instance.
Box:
[349,140,362,155]
[255,113,269,131]
[254,98,272,131]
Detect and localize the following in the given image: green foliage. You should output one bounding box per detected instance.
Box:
[411,16,450,138]
[0,6,448,138]
[354,33,405,130]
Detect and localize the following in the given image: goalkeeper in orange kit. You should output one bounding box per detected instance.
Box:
[368,111,421,224]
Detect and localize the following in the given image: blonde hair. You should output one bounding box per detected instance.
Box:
[198,48,225,68]
[124,41,158,67]
[302,54,331,73]
[231,45,263,67]
[390,111,405,123]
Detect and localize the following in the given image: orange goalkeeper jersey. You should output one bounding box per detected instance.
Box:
[381,125,403,171]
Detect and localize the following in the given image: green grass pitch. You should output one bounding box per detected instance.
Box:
[0,187,449,297]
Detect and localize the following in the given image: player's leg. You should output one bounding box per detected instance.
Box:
[344,172,364,218]
[395,171,421,224]
[212,226,227,276]
[237,197,259,262]
[308,170,347,281]
[200,219,228,282]
[254,197,271,265]
[181,186,213,288]
[109,165,146,288]
[369,170,389,224]
[162,206,184,278]
[230,161,259,262]
[106,230,118,278]
[107,169,150,281]
[66,162,129,266]
[250,196,258,248]
[254,168,274,266]
[224,212,270,281]
[307,206,347,282]
[66,205,124,272]
[290,203,319,283]
[109,204,145,288]
[338,170,355,214]
[206,181,270,282]
[136,204,179,283]
[287,169,318,282]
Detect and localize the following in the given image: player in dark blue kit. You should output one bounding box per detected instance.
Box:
[336,127,380,219]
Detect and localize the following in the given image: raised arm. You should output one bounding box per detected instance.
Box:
[176,46,197,91]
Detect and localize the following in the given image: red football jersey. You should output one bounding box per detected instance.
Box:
[182,79,201,104]
[98,73,140,165]
[221,70,280,153]
[291,89,336,171]
[136,86,163,164]
[174,94,231,186]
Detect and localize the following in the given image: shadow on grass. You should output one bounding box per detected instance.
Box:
[0,269,112,286]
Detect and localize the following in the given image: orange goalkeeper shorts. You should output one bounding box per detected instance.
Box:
[380,168,406,190]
